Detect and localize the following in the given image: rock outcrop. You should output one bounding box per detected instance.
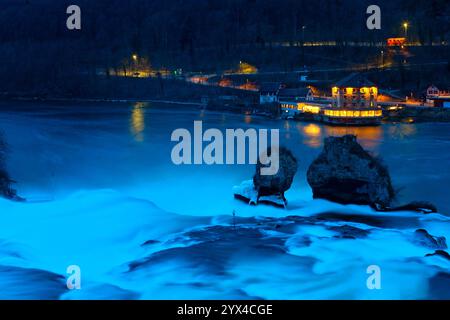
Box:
[307,135,395,207]
[412,229,447,250]
[253,147,298,199]
[425,250,450,261]
[234,147,298,208]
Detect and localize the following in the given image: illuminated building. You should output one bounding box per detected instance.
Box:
[322,73,383,125]
[426,85,450,107]
[279,74,383,125]
[279,87,320,118]
[387,37,406,47]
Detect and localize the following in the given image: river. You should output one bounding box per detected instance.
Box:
[0,100,449,299]
[0,100,449,215]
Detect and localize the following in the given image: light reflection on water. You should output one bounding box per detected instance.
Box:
[288,122,391,150]
[325,125,383,149]
[388,124,418,139]
[130,102,148,142]
[301,123,322,148]
[1,102,447,214]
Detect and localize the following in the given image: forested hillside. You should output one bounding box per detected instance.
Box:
[0,0,448,96]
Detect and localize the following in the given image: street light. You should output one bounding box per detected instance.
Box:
[403,22,408,39]
[300,25,306,63]
[132,54,138,61]
[301,25,306,45]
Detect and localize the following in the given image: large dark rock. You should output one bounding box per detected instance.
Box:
[307,135,395,206]
[253,147,298,198]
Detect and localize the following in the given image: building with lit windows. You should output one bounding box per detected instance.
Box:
[426,85,450,107]
[322,73,383,125]
[279,74,383,125]
[279,87,324,118]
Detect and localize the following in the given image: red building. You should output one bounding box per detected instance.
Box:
[387,37,406,47]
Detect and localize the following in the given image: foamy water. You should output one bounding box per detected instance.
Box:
[0,101,449,299]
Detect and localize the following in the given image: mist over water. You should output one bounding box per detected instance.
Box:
[0,101,449,215]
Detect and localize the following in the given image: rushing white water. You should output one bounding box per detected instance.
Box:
[0,101,449,299]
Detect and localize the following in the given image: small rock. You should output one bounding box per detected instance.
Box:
[329,225,370,239]
[425,250,450,260]
[141,239,160,247]
[387,201,437,214]
[413,229,447,249]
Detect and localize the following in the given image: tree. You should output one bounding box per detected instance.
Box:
[0,132,18,200]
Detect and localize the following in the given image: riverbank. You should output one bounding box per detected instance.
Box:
[384,106,450,123]
[0,95,204,107]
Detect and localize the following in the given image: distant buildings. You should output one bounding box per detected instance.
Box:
[278,88,314,102]
[279,73,383,125]
[259,82,282,104]
[279,87,322,118]
[426,85,450,108]
[387,37,406,47]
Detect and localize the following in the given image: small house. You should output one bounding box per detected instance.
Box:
[425,85,450,106]
[278,87,314,102]
[259,82,282,104]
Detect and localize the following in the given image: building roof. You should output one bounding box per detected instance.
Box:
[428,83,450,91]
[278,87,311,97]
[259,82,281,94]
[334,73,376,88]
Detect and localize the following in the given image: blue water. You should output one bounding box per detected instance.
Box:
[0,100,449,299]
[0,100,449,215]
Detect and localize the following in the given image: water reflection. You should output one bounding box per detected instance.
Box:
[301,123,322,148]
[130,102,148,142]
[388,124,417,139]
[284,121,291,131]
[324,125,383,149]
